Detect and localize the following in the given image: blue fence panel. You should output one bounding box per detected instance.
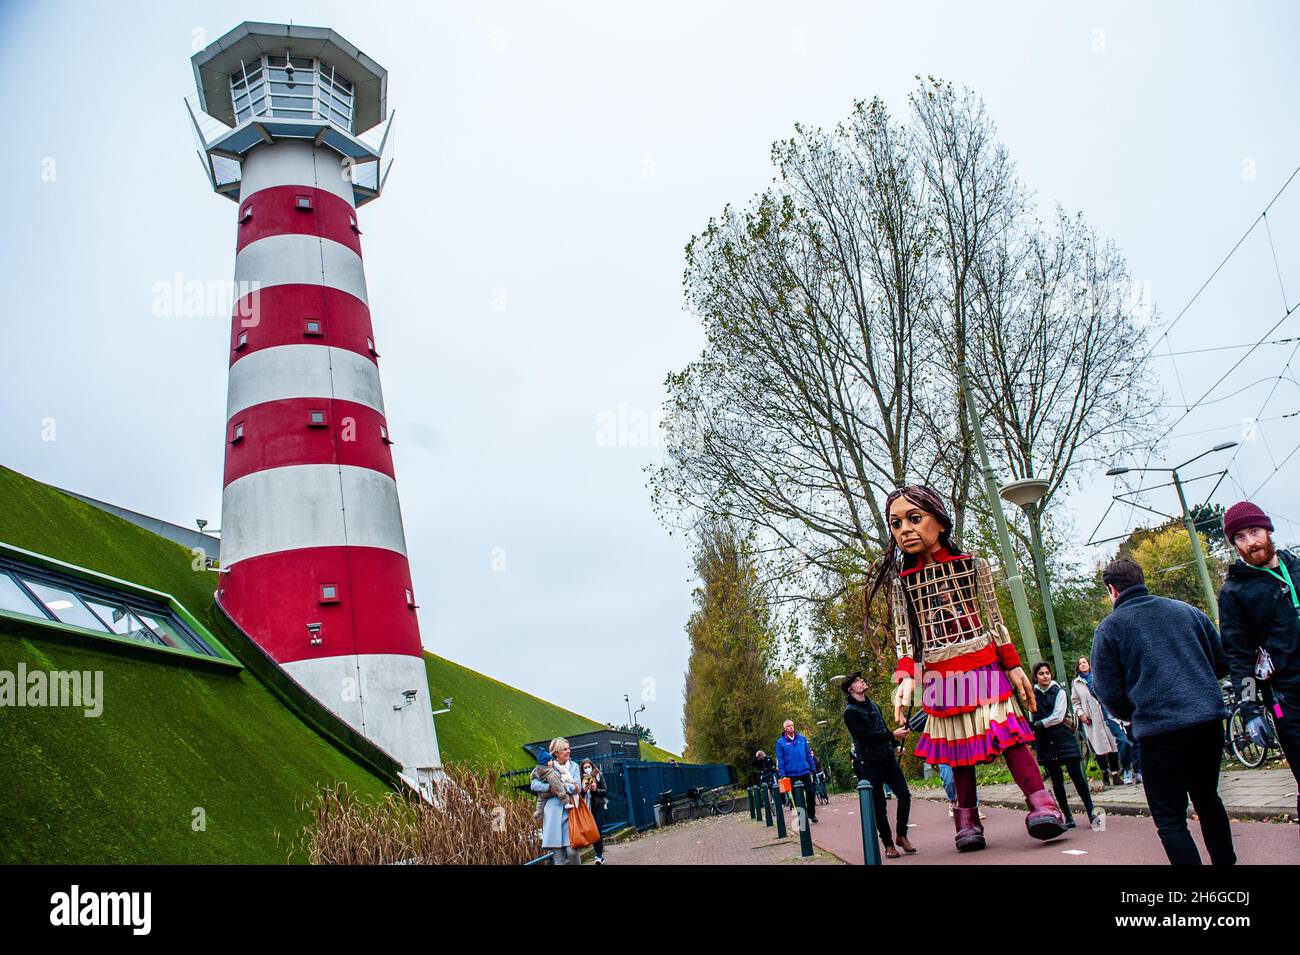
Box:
[619,761,736,831]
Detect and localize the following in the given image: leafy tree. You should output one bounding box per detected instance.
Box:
[605,723,657,746]
[1128,525,1226,617]
[680,522,784,781]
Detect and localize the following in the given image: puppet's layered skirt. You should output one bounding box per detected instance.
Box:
[913,663,1035,767]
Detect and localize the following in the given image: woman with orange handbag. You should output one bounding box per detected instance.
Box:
[539,737,584,864]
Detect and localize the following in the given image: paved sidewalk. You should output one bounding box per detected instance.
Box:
[912,767,1298,821]
[601,812,842,865]
[811,792,1300,865]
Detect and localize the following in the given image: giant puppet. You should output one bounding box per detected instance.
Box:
[867,485,1067,851]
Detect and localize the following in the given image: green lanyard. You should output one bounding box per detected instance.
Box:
[1258,559,1300,615]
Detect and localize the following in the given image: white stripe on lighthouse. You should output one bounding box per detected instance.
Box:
[226,344,385,419]
[239,139,358,206]
[281,653,441,771]
[219,464,409,566]
[235,233,368,304]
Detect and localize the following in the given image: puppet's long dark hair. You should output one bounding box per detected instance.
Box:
[864,485,957,643]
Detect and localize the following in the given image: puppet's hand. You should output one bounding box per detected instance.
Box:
[893,677,915,723]
[1009,667,1035,714]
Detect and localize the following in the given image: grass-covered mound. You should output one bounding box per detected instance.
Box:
[0,465,391,864]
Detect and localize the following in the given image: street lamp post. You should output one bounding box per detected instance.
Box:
[999,478,1065,684]
[1105,441,1237,627]
[959,365,1043,667]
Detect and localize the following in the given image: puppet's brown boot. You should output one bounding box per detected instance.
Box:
[1025,788,1068,841]
[953,806,986,852]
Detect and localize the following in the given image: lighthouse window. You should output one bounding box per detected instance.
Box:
[231,421,245,443]
[230,58,266,125]
[230,55,355,133]
[235,331,248,350]
[308,410,328,427]
[239,204,253,223]
[295,195,313,211]
[303,318,323,336]
[366,337,377,356]
[380,425,392,444]
[319,584,340,604]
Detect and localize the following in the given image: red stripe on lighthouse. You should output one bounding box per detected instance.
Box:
[219,546,422,664]
[229,284,378,366]
[236,184,363,257]
[223,398,395,486]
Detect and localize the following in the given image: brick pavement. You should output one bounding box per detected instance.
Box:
[600,811,842,865]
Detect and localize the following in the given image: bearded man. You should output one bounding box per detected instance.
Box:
[1218,500,1300,838]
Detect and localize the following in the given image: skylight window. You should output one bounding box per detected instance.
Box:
[0,557,222,660]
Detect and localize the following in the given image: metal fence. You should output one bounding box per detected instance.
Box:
[613,760,735,831]
[501,756,735,833]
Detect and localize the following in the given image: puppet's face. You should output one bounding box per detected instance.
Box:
[888,495,944,556]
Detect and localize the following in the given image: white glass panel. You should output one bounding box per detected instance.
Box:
[81,598,166,647]
[0,574,44,619]
[21,580,109,632]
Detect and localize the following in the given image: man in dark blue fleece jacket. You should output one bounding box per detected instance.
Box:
[1090,558,1234,865]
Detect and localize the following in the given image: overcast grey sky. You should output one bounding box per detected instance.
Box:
[2,1,1299,753]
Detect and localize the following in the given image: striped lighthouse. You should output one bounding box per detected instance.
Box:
[189,23,439,787]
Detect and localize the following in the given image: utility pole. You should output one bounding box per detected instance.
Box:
[959,365,1042,666]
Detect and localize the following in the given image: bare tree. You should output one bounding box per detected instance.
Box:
[966,208,1162,549]
[909,77,1026,544]
[652,79,1162,606]
[650,98,942,581]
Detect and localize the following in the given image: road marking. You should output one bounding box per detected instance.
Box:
[1061,849,1088,855]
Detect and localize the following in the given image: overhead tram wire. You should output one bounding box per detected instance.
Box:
[1147,295,1300,451]
[1153,336,1300,358]
[1140,163,1300,365]
[1096,163,1300,547]
[1198,335,1300,506]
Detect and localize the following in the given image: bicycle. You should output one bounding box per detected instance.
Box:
[1220,677,1280,769]
[1227,700,1279,769]
[686,785,737,817]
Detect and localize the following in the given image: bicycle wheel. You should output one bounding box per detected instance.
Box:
[1230,706,1265,769]
[711,791,737,815]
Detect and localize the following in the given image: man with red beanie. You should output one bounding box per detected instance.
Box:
[1218,500,1300,836]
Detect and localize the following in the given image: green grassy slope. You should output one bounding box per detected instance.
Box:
[423,653,680,767]
[0,465,391,864]
[0,464,680,862]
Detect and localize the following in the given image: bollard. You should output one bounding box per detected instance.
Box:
[763,783,774,827]
[857,779,882,866]
[792,782,814,858]
[774,783,788,839]
[749,786,758,820]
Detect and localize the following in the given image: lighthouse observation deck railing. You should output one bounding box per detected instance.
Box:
[185,92,395,204]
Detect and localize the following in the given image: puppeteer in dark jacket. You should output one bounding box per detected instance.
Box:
[1218,548,1300,722]
[843,695,896,764]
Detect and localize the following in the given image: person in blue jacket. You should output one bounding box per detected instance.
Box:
[775,719,819,823]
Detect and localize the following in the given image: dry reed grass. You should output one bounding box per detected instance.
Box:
[294,764,543,865]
